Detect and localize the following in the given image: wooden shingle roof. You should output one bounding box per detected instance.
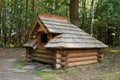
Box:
[38,14,108,48]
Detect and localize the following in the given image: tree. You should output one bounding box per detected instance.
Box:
[70,0,79,25]
[95,0,120,45]
[90,0,95,36]
[81,0,87,27]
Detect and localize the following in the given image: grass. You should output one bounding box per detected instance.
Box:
[0,56,4,59]
[35,47,120,80]
[105,47,120,54]
[35,69,59,80]
[35,66,81,80]
[91,72,120,80]
[14,60,26,68]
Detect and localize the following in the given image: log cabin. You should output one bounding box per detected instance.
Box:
[23,14,108,69]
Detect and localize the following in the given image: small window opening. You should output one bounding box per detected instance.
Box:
[41,33,47,43]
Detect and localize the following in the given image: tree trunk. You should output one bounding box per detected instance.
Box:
[25,0,28,42]
[90,0,95,36]
[81,0,87,27]
[70,0,79,25]
[2,1,7,47]
[0,0,2,46]
[31,0,34,11]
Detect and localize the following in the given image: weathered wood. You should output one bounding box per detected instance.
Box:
[64,49,98,53]
[56,50,68,57]
[26,48,32,62]
[98,53,104,62]
[31,53,54,59]
[55,53,61,59]
[67,60,98,67]
[32,57,54,64]
[60,57,68,62]
[35,49,54,54]
[67,52,98,58]
[37,18,49,33]
[67,56,98,62]
[55,59,61,63]
[38,32,41,44]
[48,33,52,41]
[98,53,104,58]
[54,64,62,69]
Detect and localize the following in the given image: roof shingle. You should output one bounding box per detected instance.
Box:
[38,15,108,48]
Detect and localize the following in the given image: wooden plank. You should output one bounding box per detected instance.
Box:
[31,53,54,59]
[35,49,54,54]
[64,49,98,53]
[37,19,49,33]
[54,64,62,69]
[67,52,98,58]
[60,57,67,62]
[55,53,61,59]
[67,56,98,62]
[48,33,52,41]
[55,59,61,63]
[67,60,98,67]
[31,57,54,64]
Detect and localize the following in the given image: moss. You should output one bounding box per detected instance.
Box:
[35,69,59,80]
[14,60,26,68]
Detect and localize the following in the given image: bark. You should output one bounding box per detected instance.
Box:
[18,0,23,43]
[25,0,28,42]
[70,0,79,25]
[31,0,35,11]
[0,0,2,46]
[2,1,7,47]
[82,0,87,27]
[90,0,95,36]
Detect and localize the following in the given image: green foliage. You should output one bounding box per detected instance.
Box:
[95,0,120,45]
[0,0,120,47]
[112,41,120,47]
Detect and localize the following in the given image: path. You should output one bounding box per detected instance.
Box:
[0,48,40,80]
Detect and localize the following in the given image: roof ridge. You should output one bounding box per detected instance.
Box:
[38,13,69,21]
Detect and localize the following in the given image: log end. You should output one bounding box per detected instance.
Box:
[54,64,62,69]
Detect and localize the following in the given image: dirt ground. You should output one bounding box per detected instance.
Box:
[0,48,40,80]
[0,48,120,80]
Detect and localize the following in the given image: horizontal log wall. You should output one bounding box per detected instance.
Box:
[54,49,103,69]
[26,48,104,69]
[30,49,57,64]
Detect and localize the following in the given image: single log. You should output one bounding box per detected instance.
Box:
[55,59,61,63]
[31,53,54,59]
[67,52,98,58]
[54,64,62,69]
[60,62,68,67]
[54,53,61,59]
[68,56,98,62]
[26,58,32,62]
[27,54,31,58]
[98,54,104,62]
[56,50,68,57]
[60,57,68,62]
[98,53,104,58]
[64,49,98,53]
[26,48,32,62]
[35,49,54,54]
[31,52,62,59]
[31,57,54,64]
[67,60,98,67]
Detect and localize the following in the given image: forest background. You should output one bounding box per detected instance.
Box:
[0,0,120,48]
